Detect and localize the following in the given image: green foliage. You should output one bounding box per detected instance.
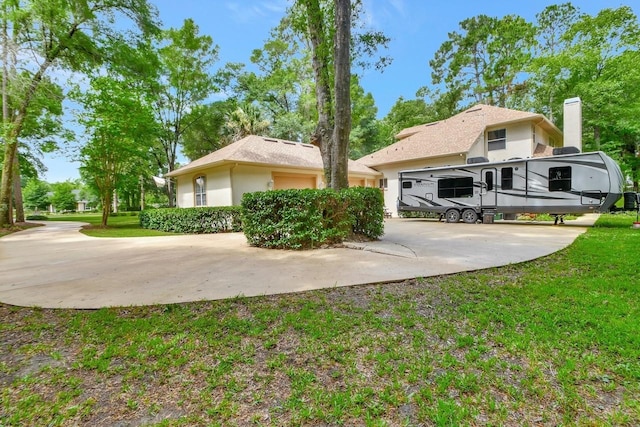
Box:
[241,187,383,249]
[22,178,50,211]
[139,206,242,234]
[50,182,77,212]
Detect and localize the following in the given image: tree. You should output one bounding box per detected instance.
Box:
[293,0,389,189]
[77,75,157,226]
[181,100,236,161]
[150,18,219,207]
[429,14,536,109]
[22,178,49,212]
[530,6,640,188]
[0,0,159,226]
[50,181,77,212]
[222,103,271,143]
[529,3,582,120]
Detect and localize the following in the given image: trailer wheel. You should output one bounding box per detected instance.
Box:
[445,209,461,223]
[462,209,478,224]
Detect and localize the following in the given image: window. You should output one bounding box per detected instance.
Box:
[501,167,513,190]
[402,181,412,189]
[379,178,388,189]
[485,171,494,191]
[438,177,473,198]
[488,128,506,151]
[549,167,572,191]
[194,175,206,206]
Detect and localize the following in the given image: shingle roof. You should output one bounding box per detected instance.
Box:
[166,135,379,177]
[359,104,559,167]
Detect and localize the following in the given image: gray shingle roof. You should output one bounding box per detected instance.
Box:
[166,135,379,177]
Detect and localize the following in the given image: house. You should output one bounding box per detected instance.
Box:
[166,135,381,208]
[168,102,577,215]
[358,103,569,216]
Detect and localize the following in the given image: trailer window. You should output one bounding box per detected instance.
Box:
[402,181,412,189]
[501,167,513,190]
[438,177,473,198]
[549,166,572,191]
[485,171,494,191]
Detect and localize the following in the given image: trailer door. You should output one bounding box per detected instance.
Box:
[481,168,497,208]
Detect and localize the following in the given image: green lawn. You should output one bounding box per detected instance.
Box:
[44,213,177,237]
[1,213,639,426]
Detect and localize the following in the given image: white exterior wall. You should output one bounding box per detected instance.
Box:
[231,165,281,205]
[175,168,232,208]
[486,123,532,162]
[175,164,379,208]
[377,155,465,216]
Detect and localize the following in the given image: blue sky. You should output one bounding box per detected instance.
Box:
[43,0,637,182]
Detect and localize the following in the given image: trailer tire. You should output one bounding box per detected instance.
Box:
[445,209,461,223]
[462,209,478,224]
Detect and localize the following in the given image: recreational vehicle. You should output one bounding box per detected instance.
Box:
[397,150,624,223]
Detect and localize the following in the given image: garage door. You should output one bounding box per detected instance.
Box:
[273,174,317,190]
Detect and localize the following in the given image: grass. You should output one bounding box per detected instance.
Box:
[43,213,177,237]
[1,212,639,425]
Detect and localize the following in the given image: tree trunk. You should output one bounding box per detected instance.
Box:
[12,154,25,222]
[1,5,12,226]
[593,125,601,151]
[100,189,112,227]
[331,0,351,190]
[304,0,334,188]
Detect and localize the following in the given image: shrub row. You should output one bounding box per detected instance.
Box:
[139,206,242,234]
[241,187,384,249]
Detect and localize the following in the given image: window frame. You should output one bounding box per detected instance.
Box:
[488,128,506,151]
[501,167,513,190]
[438,177,474,198]
[549,166,572,192]
[194,175,207,207]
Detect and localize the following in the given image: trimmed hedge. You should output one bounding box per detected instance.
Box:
[241,187,384,249]
[139,206,242,234]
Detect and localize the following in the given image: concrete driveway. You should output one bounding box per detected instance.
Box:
[0,217,595,309]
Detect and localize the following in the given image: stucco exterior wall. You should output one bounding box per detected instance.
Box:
[174,163,377,208]
[485,122,531,162]
[175,167,233,208]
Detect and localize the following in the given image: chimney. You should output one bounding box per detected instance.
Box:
[563,97,582,152]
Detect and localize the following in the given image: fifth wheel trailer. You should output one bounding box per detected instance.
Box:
[397,150,624,223]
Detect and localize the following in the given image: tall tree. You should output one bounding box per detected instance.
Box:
[181,100,237,161]
[293,0,389,189]
[430,14,536,109]
[0,0,159,226]
[150,18,218,206]
[529,3,581,121]
[77,76,157,226]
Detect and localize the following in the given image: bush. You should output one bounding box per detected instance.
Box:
[26,214,48,221]
[139,206,242,234]
[241,187,384,249]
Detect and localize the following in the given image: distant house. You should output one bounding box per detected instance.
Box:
[166,135,380,208]
[358,104,565,215]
